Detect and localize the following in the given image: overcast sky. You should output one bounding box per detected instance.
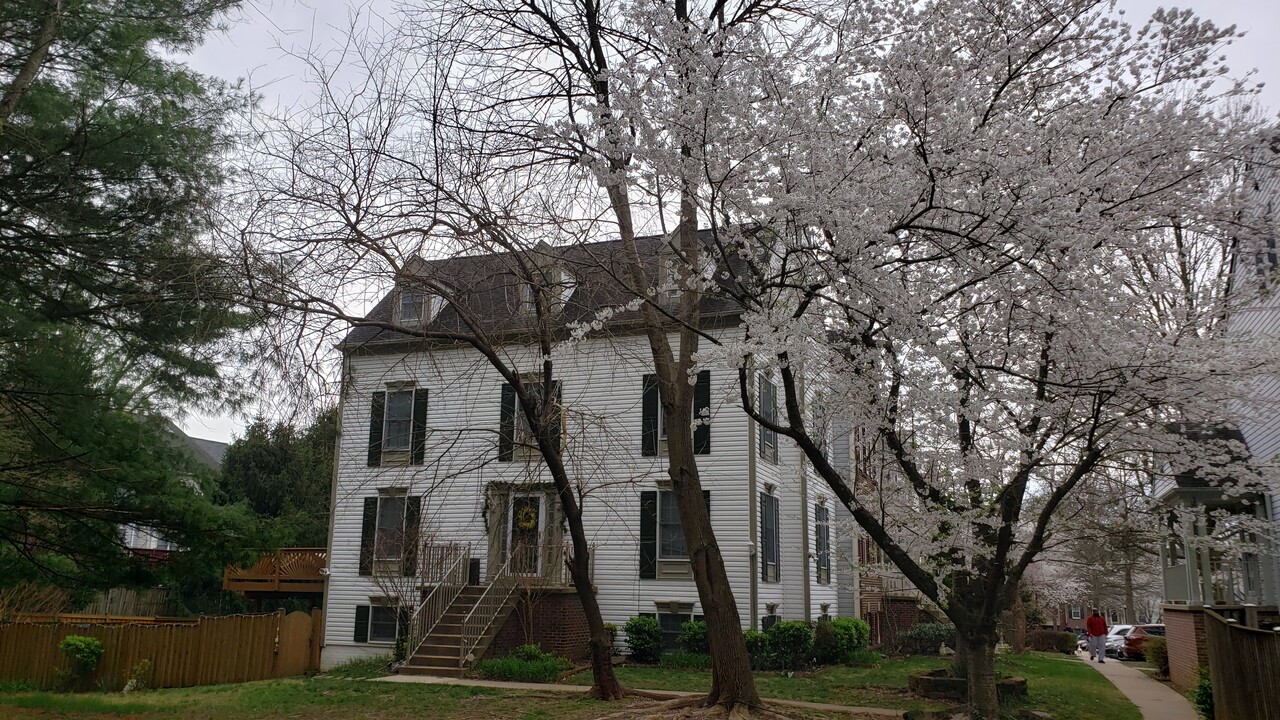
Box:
[175,0,1280,443]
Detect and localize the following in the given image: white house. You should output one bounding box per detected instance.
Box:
[319,234,843,671]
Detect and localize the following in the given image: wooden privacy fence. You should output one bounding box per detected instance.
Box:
[0,609,322,691]
[1204,608,1280,720]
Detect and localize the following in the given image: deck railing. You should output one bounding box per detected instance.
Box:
[404,544,471,662]
[222,548,327,593]
[458,557,517,667]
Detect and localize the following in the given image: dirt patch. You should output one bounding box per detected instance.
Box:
[589,696,894,720]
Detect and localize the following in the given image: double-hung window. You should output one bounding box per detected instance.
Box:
[367,386,428,467]
[658,490,687,560]
[760,492,780,582]
[383,389,414,452]
[814,503,831,585]
[759,374,778,463]
[498,375,562,460]
[369,605,399,642]
[374,495,407,561]
[359,493,422,577]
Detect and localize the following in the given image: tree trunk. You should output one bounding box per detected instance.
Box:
[964,631,999,719]
[0,0,62,129]
[669,414,762,708]
[567,543,624,700]
[1012,593,1027,654]
[953,632,969,678]
[1123,561,1135,625]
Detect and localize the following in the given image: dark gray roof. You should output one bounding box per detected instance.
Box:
[164,420,229,472]
[340,229,749,352]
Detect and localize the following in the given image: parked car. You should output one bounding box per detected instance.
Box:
[1119,624,1165,660]
[1104,624,1134,657]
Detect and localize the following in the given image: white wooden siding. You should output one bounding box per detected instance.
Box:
[322,330,827,667]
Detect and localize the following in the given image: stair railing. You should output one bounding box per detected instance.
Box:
[458,556,517,667]
[404,544,470,662]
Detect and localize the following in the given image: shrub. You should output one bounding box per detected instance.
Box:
[1193,667,1214,720]
[623,616,663,664]
[814,618,872,665]
[895,623,957,655]
[1028,630,1077,654]
[677,620,709,655]
[660,652,712,669]
[511,643,547,661]
[475,645,570,683]
[57,635,104,691]
[743,629,771,670]
[393,633,408,663]
[1145,637,1169,678]
[766,620,815,672]
[126,660,153,691]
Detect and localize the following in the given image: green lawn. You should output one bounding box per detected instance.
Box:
[564,655,952,713]
[0,677,614,720]
[0,653,1139,720]
[566,652,1140,720]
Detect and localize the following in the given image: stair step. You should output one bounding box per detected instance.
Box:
[399,661,465,671]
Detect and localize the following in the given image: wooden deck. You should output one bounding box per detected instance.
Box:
[223,548,327,595]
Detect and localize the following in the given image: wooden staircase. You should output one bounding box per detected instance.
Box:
[399,586,516,677]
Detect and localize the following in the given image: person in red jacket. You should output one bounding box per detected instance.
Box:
[1086,609,1108,663]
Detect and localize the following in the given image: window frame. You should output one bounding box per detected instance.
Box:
[759,374,778,463]
[368,605,399,643]
[814,502,831,585]
[657,490,688,561]
[1070,606,1082,620]
[374,494,408,562]
[382,388,416,452]
[760,491,780,583]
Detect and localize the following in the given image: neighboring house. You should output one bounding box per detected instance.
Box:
[119,422,227,560]
[320,234,845,670]
[1156,132,1280,689]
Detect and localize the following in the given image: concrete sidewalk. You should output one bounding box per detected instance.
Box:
[1075,651,1198,720]
[373,673,905,718]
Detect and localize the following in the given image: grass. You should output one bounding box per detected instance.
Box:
[568,652,1141,720]
[0,677,612,719]
[999,652,1139,720]
[0,652,1141,720]
[566,654,953,713]
[324,654,393,679]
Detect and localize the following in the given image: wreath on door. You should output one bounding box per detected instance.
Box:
[515,505,538,531]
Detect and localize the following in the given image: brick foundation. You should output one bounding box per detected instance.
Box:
[1164,604,1208,691]
[868,597,939,648]
[483,589,591,661]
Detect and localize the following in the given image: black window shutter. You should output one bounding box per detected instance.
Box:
[759,492,767,582]
[498,383,516,461]
[703,489,710,514]
[359,497,377,576]
[771,494,781,579]
[354,605,370,642]
[549,380,563,451]
[410,389,429,465]
[694,370,711,454]
[641,375,659,456]
[367,392,386,467]
[402,495,422,576]
[639,490,657,579]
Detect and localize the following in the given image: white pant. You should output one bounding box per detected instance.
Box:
[1087,634,1106,659]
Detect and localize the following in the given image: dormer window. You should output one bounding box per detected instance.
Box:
[397,287,441,326]
[399,289,425,324]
